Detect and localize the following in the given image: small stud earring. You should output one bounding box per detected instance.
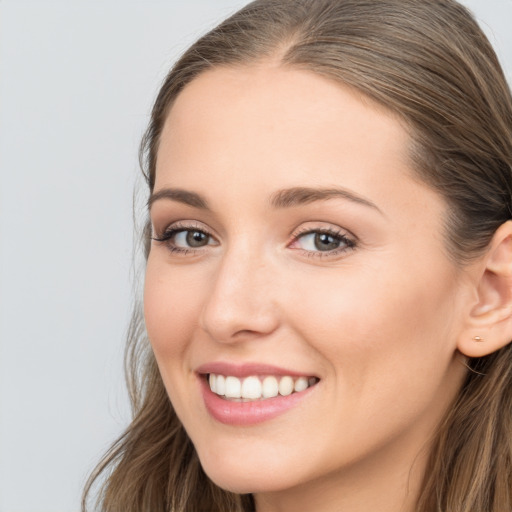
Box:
[473,336,484,342]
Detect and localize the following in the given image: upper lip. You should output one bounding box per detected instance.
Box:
[195,361,317,379]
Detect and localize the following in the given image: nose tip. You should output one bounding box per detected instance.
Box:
[199,255,280,344]
[201,304,280,343]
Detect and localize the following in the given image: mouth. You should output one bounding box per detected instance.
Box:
[206,373,319,402]
[196,362,320,425]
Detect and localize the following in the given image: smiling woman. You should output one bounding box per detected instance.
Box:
[82,1,512,511]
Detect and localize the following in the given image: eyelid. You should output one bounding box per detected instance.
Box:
[153,220,215,239]
[291,223,356,243]
[152,220,219,254]
[288,224,357,258]
[152,220,357,259]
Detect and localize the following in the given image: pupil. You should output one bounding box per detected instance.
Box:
[315,233,339,251]
[186,231,208,247]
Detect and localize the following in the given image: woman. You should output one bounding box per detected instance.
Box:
[83,0,512,510]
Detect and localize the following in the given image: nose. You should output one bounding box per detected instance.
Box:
[199,245,280,344]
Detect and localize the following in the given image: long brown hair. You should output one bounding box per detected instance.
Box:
[83,1,512,510]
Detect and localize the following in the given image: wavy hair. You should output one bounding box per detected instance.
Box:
[83,1,512,510]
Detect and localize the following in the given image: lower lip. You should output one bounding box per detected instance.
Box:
[200,376,316,426]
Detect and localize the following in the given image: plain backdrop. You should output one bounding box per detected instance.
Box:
[0,1,510,511]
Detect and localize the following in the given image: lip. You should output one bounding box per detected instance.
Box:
[196,361,314,379]
[196,362,318,426]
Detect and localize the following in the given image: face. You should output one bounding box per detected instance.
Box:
[144,65,469,500]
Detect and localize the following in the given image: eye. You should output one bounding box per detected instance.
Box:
[290,227,356,256]
[152,223,218,254]
[298,232,343,251]
[174,229,210,248]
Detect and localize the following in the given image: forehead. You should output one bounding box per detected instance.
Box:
[155,64,439,218]
[159,64,410,169]
[158,64,410,170]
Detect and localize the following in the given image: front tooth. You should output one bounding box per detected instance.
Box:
[294,376,308,392]
[209,374,217,393]
[216,374,226,395]
[262,376,279,398]
[241,376,262,399]
[279,376,294,396]
[225,376,242,398]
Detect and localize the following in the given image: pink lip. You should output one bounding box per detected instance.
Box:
[196,361,313,378]
[196,362,318,426]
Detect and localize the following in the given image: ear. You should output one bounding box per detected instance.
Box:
[457,220,512,358]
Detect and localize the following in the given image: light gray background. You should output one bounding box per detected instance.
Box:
[0,1,510,511]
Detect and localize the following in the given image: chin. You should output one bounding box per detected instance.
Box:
[206,472,288,495]
[197,451,298,495]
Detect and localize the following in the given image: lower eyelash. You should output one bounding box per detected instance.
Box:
[164,244,194,255]
[152,225,212,255]
[292,228,356,258]
[302,242,355,258]
[152,226,356,258]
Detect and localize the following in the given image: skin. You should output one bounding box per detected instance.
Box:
[144,64,474,512]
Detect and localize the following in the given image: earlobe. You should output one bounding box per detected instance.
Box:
[457,220,512,358]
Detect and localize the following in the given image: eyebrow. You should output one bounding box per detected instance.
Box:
[148,188,209,210]
[269,186,382,213]
[148,186,382,214]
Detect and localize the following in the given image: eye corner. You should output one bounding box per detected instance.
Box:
[151,220,219,257]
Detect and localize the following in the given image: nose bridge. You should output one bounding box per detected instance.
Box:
[200,238,279,342]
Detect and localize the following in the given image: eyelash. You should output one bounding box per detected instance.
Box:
[152,222,357,259]
[152,222,209,256]
[291,226,356,258]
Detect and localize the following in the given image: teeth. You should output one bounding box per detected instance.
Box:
[209,374,217,393]
[278,376,294,396]
[216,375,225,395]
[262,376,278,398]
[207,373,317,401]
[225,376,241,398]
[241,376,262,399]
[294,376,308,392]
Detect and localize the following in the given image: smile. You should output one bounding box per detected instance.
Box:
[197,364,320,425]
[208,374,319,401]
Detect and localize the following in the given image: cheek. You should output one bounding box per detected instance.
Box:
[143,255,205,358]
[296,248,459,339]
[280,269,464,466]
[286,259,462,399]
[143,255,210,425]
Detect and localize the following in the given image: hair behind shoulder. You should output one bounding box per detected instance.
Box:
[83,1,512,510]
